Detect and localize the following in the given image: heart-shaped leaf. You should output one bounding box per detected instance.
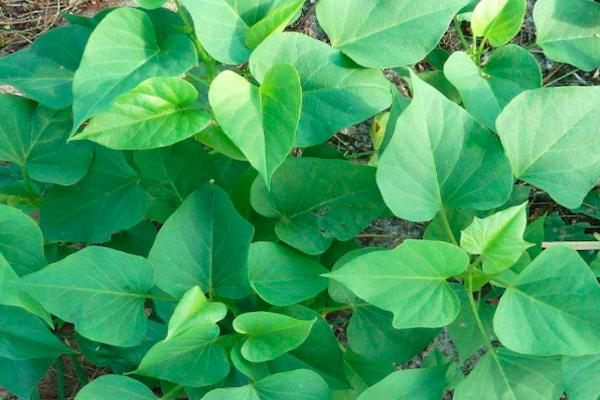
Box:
[377,72,513,222]
[316,0,469,68]
[75,375,156,400]
[471,0,527,47]
[209,64,302,188]
[148,184,254,298]
[0,204,46,276]
[326,240,469,329]
[20,246,154,347]
[494,246,600,356]
[72,7,196,130]
[75,77,211,150]
[497,86,600,209]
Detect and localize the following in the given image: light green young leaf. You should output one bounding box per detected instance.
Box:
[74,77,211,150]
[453,348,563,400]
[0,204,46,276]
[497,86,600,209]
[461,203,533,273]
[0,253,50,325]
[250,157,386,255]
[563,354,600,400]
[265,305,349,389]
[75,375,157,400]
[377,72,513,222]
[0,95,93,186]
[149,184,254,298]
[40,147,148,244]
[249,242,328,306]
[249,32,392,146]
[233,311,316,362]
[72,7,196,130]
[0,25,90,109]
[0,305,71,360]
[357,366,447,400]
[166,286,227,339]
[471,0,527,46]
[133,140,215,222]
[316,0,469,68]
[20,246,154,347]
[534,0,600,71]
[444,45,542,130]
[326,240,469,329]
[203,369,331,400]
[494,246,600,356]
[245,0,303,50]
[182,0,294,65]
[134,323,229,387]
[209,65,302,188]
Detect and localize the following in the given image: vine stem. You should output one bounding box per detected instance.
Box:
[160,385,184,400]
[439,208,458,246]
[466,271,491,351]
[173,0,219,79]
[452,18,470,51]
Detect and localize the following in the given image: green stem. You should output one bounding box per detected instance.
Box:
[466,272,492,351]
[452,18,470,51]
[20,165,36,195]
[174,0,219,79]
[439,208,458,246]
[544,69,579,87]
[69,354,89,386]
[55,357,66,400]
[160,384,184,400]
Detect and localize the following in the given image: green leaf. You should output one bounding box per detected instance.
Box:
[0,305,70,360]
[107,220,157,257]
[326,240,469,329]
[533,0,600,71]
[356,366,447,400]
[75,375,156,400]
[460,202,533,273]
[575,190,600,220]
[72,7,196,130]
[250,157,386,255]
[245,0,304,50]
[497,86,600,209]
[20,246,154,347]
[471,0,527,46]
[563,354,600,400]
[494,246,600,356]
[0,95,93,186]
[40,147,148,243]
[134,288,230,387]
[0,356,54,399]
[316,0,469,68]
[453,348,563,400]
[182,0,293,65]
[203,369,331,400]
[133,140,215,222]
[377,72,513,222]
[347,305,439,364]
[74,77,211,150]
[248,242,328,306]
[0,25,90,109]
[249,32,392,146]
[266,305,349,389]
[149,184,254,298]
[233,311,316,362]
[209,64,302,188]
[0,253,50,324]
[444,45,542,130]
[0,204,46,276]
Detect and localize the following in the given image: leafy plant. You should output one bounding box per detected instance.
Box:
[0,0,599,399]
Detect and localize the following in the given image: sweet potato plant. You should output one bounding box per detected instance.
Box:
[0,0,599,399]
